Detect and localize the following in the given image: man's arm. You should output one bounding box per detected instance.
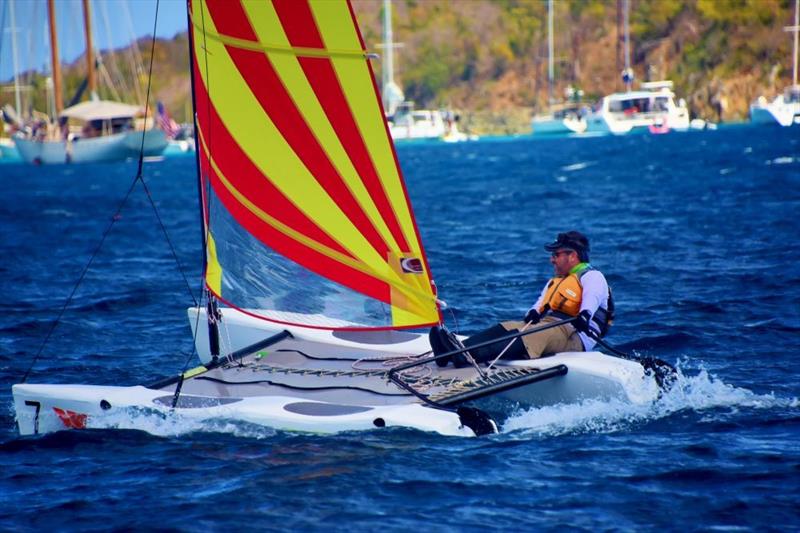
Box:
[579,270,608,317]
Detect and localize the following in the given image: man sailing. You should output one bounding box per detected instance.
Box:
[431,231,613,366]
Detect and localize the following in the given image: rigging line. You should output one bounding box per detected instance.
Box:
[171,281,205,409]
[135,1,158,171]
[20,177,141,384]
[135,0,197,307]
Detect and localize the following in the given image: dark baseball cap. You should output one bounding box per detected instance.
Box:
[544,231,590,254]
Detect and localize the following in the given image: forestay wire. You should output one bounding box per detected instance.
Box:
[21,0,197,383]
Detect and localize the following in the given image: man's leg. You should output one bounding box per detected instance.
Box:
[511,318,583,358]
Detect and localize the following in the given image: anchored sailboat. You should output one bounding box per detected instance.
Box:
[584,0,689,135]
[379,0,474,142]
[11,0,167,164]
[13,0,668,438]
[750,0,800,127]
[530,0,587,136]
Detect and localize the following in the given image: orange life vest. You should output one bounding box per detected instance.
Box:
[537,266,615,337]
[538,273,584,317]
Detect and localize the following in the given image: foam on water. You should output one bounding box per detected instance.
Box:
[501,366,796,438]
[560,161,595,171]
[87,407,279,440]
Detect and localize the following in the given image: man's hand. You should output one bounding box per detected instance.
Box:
[524,308,541,324]
[573,310,593,334]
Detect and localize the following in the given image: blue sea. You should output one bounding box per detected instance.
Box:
[1,124,799,530]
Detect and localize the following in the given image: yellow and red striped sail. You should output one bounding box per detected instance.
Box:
[189,0,440,329]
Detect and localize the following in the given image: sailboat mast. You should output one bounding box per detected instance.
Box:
[382,0,394,96]
[47,0,63,116]
[81,0,97,99]
[185,0,221,357]
[792,0,799,87]
[8,0,21,117]
[547,0,554,105]
[623,0,631,92]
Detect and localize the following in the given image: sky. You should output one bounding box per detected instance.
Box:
[0,0,188,82]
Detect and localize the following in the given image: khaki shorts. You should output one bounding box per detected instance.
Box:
[500,316,584,359]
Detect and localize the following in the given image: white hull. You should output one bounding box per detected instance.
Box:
[388,108,476,142]
[12,383,476,437]
[0,138,19,160]
[13,129,167,164]
[750,98,800,127]
[584,110,690,135]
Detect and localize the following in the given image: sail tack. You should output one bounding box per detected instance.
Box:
[189,0,439,329]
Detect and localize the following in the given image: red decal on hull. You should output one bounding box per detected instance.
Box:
[53,407,88,429]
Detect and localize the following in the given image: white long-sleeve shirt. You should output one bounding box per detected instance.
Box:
[529,268,609,350]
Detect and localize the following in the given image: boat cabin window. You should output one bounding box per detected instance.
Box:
[609,97,650,114]
[83,116,135,137]
[653,97,670,112]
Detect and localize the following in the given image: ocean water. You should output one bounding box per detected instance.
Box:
[1,124,799,530]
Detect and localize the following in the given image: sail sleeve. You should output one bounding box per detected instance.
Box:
[188,0,440,330]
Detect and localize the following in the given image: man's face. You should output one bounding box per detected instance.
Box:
[549,249,577,276]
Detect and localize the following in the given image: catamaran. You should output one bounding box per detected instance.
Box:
[750,0,800,127]
[13,0,672,438]
[584,81,690,135]
[583,0,689,136]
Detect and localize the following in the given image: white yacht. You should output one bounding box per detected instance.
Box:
[750,0,800,127]
[388,104,447,140]
[584,81,690,135]
[388,104,474,142]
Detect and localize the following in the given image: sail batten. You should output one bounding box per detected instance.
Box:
[190,0,440,329]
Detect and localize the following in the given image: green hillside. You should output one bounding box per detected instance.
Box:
[2,0,796,135]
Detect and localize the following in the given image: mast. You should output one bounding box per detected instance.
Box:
[185,0,221,358]
[47,0,63,116]
[547,0,554,105]
[9,0,21,117]
[623,0,632,92]
[791,0,799,87]
[380,0,403,116]
[382,0,393,101]
[81,0,98,99]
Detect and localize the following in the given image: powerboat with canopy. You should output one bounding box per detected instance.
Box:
[13,0,671,438]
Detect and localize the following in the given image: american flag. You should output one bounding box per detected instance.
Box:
[156,101,180,139]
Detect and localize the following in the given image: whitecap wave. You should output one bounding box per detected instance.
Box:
[767,156,794,165]
[560,161,594,172]
[501,365,795,437]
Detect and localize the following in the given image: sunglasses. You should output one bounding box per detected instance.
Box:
[550,250,574,258]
